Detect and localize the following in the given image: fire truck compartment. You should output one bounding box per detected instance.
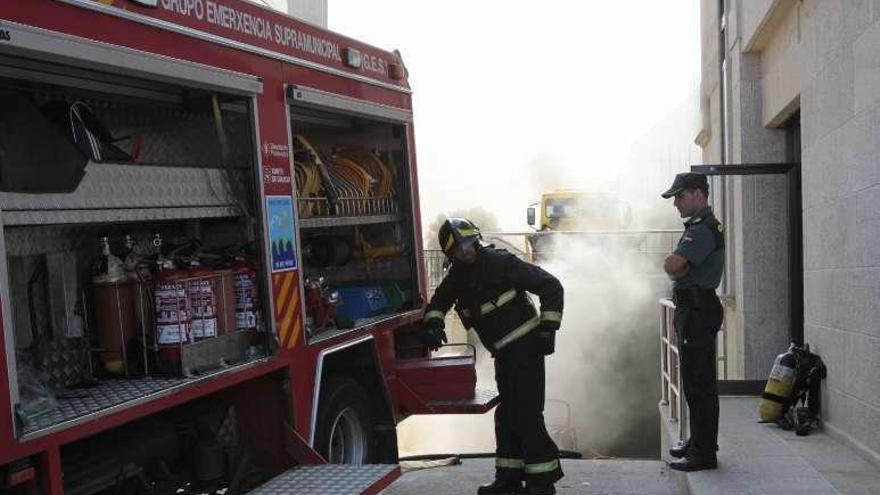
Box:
[288,102,419,342]
[0,65,273,438]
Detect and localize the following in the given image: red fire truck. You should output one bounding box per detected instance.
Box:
[0,1,497,493]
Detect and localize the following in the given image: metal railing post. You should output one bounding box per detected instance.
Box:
[660,298,688,443]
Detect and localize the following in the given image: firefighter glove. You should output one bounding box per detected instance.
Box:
[536,329,556,355]
[537,321,559,355]
[422,318,447,351]
[539,320,560,332]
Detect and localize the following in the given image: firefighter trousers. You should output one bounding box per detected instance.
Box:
[674,292,724,459]
[493,337,563,486]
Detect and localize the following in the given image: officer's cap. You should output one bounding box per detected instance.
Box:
[661,173,709,198]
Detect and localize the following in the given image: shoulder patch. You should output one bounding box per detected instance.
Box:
[717,223,725,232]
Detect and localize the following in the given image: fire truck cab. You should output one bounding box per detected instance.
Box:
[0,2,497,493]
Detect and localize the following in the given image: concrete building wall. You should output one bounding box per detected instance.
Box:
[699,0,791,382]
[699,0,880,465]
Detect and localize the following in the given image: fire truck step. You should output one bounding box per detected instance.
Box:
[251,464,400,495]
[425,388,500,414]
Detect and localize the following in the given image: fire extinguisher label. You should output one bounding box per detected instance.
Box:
[157,324,186,344]
[189,278,218,338]
[235,273,259,330]
[191,319,217,338]
[236,312,257,329]
[156,282,189,343]
[267,196,297,273]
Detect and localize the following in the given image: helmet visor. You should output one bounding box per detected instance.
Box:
[441,227,478,255]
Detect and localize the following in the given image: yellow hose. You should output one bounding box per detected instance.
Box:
[337,147,393,197]
[292,136,397,216]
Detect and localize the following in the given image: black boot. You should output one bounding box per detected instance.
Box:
[477,480,523,495]
[523,483,555,495]
[668,455,717,472]
[669,439,690,458]
[670,439,718,459]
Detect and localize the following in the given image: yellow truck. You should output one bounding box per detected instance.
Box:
[527,189,632,232]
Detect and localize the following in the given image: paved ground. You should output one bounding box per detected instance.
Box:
[384,397,880,494]
[381,458,687,495]
[664,397,880,495]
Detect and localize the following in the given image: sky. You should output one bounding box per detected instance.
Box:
[261,0,702,230]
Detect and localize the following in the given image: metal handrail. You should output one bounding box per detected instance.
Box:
[659,297,687,444]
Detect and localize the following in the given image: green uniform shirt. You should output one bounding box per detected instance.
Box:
[673,206,725,290]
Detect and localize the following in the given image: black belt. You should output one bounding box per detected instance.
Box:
[673,288,717,307]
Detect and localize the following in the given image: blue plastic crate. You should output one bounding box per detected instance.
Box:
[335,285,390,321]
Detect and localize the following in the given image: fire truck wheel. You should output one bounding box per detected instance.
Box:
[315,376,373,465]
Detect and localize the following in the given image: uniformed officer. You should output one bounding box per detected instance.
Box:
[661,173,725,472]
[423,218,565,495]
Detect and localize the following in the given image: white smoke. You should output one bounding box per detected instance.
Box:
[387,1,702,459]
[396,92,699,458]
[539,234,671,457]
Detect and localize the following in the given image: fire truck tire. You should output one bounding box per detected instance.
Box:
[315,376,373,465]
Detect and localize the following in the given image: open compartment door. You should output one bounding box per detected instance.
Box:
[394,344,499,415]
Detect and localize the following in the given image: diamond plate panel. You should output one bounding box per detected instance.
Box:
[3,223,193,257]
[0,163,244,220]
[2,206,242,226]
[39,339,91,390]
[30,93,254,171]
[19,356,263,438]
[427,388,498,407]
[426,388,500,414]
[5,226,84,256]
[21,377,185,435]
[251,465,399,495]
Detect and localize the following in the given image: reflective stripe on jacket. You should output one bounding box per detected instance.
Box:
[425,245,564,351]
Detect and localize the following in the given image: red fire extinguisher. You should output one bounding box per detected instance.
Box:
[233,258,260,335]
[154,261,191,350]
[188,263,219,341]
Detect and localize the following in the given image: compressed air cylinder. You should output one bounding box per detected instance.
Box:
[758,348,797,422]
[93,281,137,376]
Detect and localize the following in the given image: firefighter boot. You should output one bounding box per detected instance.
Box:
[669,439,690,458]
[477,480,523,495]
[670,439,717,459]
[523,483,555,495]
[668,454,717,472]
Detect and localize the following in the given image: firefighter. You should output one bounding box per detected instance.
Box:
[661,173,725,472]
[422,218,564,495]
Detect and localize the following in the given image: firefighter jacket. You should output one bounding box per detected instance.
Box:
[424,245,564,353]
